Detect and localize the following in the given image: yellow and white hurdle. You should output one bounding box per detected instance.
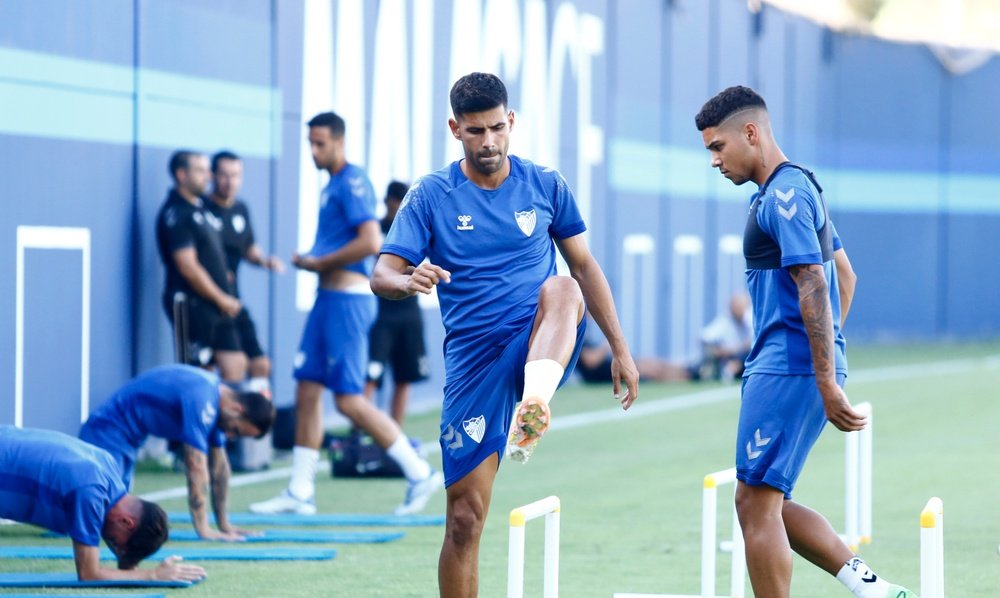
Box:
[508,495,561,598]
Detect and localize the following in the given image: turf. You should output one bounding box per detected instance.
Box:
[1,342,998,596]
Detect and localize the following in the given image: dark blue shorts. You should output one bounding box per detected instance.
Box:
[438,317,586,488]
[736,373,847,498]
[293,290,376,395]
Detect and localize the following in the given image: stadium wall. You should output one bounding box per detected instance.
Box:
[1,0,997,432]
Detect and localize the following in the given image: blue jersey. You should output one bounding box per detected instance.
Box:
[743,164,847,376]
[307,163,377,277]
[81,365,225,459]
[0,426,126,546]
[382,156,586,382]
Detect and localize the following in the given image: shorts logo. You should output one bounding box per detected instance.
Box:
[293,351,306,369]
[443,425,463,450]
[367,361,385,381]
[201,402,217,426]
[514,209,536,237]
[462,415,486,444]
[745,428,771,460]
[457,215,474,231]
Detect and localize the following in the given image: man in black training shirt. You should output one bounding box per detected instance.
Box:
[155,150,245,383]
[205,150,284,392]
[363,181,429,424]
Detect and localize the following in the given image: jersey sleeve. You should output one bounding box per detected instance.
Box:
[548,171,587,240]
[180,386,217,454]
[69,486,106,546]
[830,220,843,251]
[758,183,824,268]
[241,204,256,250]
[381,180,432,266]
[163,207,197,252]
[343,175,377,228]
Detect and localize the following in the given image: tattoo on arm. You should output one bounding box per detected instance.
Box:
[184,446,210,530]
[209,447,231,530]
[788,264,836,385]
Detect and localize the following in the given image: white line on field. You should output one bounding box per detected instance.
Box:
[140,353,1000,502]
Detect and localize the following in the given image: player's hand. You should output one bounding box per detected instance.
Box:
[820,383,867,432]
[217,294,242,318]
[265,255,286,274]
[221,525,262,539]
[153,556,206,581]
[292,252,320,272]
[197,528,248,542]
[406,262,451,295]
[610,351,639,410]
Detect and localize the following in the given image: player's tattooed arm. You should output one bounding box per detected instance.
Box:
[788,264,866,432]
[208,446,232,532]
[183,445,212,537]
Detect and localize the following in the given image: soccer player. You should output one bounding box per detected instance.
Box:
[155,150,245,382]
[371,72,639,598]
[0,426,205,582]
[695,85,914,598]
[250,112,441,517]
[206,150,285,393]
[80,365,274,541]
[364,180,430,425]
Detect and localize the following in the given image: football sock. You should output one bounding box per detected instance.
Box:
[522,359,564,404]
[836,557,891,597]
[288,446,320,500]
[244,377,271,394]
[387,435,431,482]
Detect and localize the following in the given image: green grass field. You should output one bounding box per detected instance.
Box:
[2,342,999,597]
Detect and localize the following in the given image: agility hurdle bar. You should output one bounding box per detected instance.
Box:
[508,495,560,598]
[615,402,874,598]
[920,497,944,598]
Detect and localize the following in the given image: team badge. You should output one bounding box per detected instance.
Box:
[514,209,536,237]
[462,415,486,444]
[232,214,246,234]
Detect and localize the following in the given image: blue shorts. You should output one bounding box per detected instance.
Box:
[736,373,847,498]
[438,317,586,487]
[294,290,376,394]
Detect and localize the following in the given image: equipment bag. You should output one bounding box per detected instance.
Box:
[328,431,405,478]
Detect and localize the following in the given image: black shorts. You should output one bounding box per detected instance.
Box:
[234,307,265,359]
[164,293,241,366]
[367,313,428,386]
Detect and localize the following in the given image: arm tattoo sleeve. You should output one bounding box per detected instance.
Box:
[184,446,210,529]
[788,264,836,385]
[208,447,231,529]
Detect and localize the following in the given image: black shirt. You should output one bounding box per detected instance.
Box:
[204,198,255,296]
[377,216,420,318]
[155,189,233,301]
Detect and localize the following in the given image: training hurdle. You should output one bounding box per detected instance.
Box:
[615,402,873,598]
[920,497,944,598]
[508,495,560,598]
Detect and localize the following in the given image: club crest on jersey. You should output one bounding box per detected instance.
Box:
[232,214,246,234]
[462,415,486,444]
[514,209,536,237]
[457,215,474,231]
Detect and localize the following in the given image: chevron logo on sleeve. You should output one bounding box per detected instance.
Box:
[775,188,795,203]
[778,204,798,220]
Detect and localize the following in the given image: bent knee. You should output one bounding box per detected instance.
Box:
[445,494,488,547]
[540,276,583,307]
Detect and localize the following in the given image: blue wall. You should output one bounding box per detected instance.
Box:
[2,0,998,432]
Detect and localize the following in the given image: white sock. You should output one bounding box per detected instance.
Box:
[836,557,890,597]
[522,359,564,405]
[288,446,319,500]
[386,435,431,482]
[244,377,271,394]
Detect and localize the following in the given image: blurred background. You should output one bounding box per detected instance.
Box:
[1,0,998,435]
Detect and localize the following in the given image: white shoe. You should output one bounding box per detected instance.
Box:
[394,470,444,516]
[249,490,317,515]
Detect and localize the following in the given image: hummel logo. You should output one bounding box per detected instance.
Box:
[775,188,795,203]
[778,204,798,221]
[862,572,877,583]
[745,428,771,460]
[456,215,474,230]
[443,425,464,450]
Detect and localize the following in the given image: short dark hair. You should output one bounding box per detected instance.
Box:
[115,499,168,570]
[211,150,241,173]
[237,392,275,438]
[386,181,409,202]
[307,111,346,137]
[168,150,200,181]
[694,86,767,131]
[449,72,508,117]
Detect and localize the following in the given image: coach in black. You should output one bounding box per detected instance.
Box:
[205,150,284,392]
[155,149,245,382]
